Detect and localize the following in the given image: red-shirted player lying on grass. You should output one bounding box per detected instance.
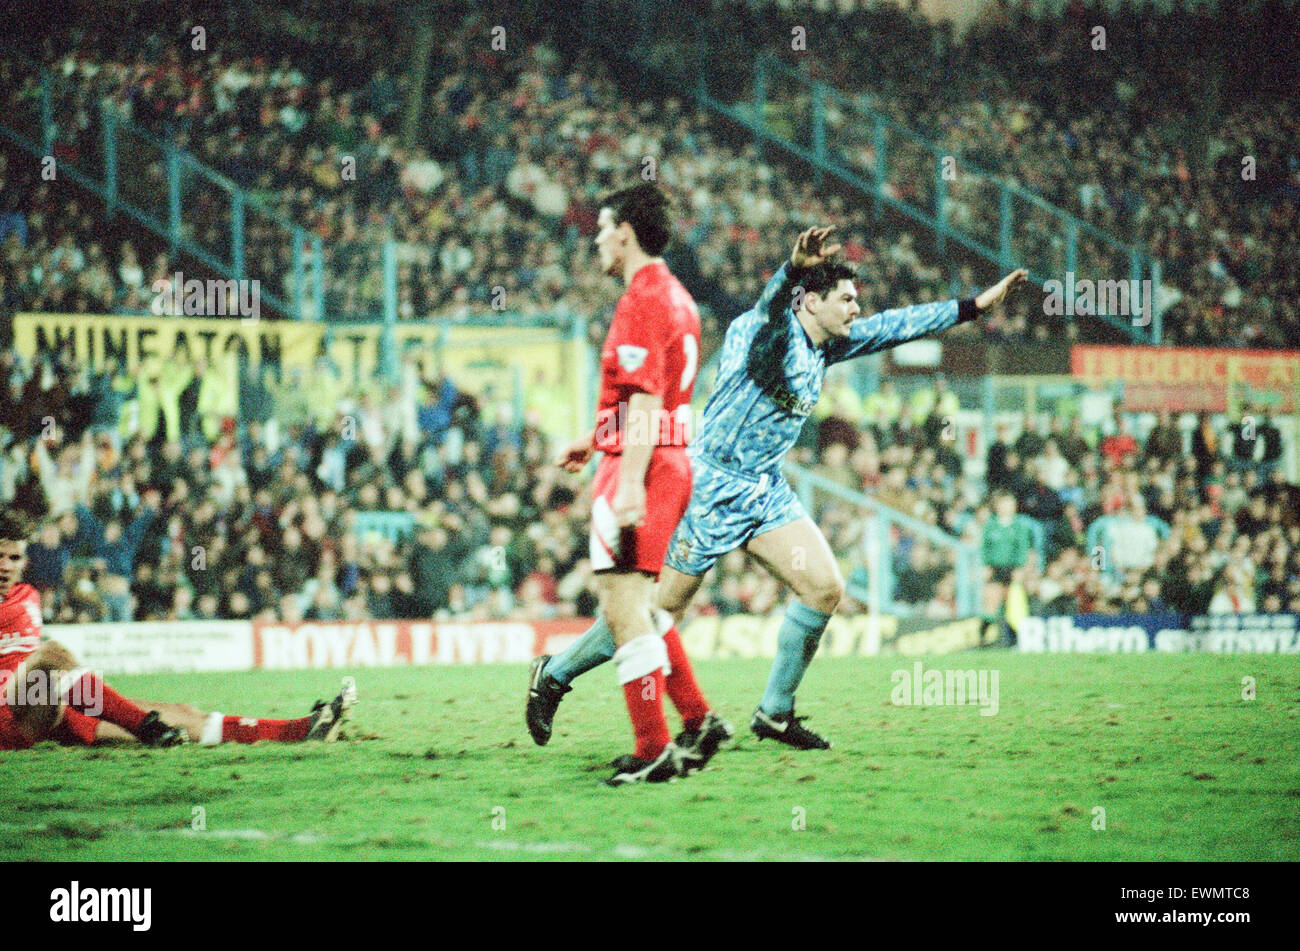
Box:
[0,510,354,751]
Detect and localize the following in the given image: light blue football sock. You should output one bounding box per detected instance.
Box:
[543,613,616,687]
[759,600,832,716]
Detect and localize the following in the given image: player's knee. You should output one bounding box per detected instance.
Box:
[799,573,845,614]
[655,587,690,621]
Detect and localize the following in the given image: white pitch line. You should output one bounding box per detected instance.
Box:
[0,822,894,860]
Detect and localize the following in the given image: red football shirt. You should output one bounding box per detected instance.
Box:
[593,261,701,454]
[0,583,43,656]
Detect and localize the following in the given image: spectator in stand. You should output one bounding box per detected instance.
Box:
[1100,412,1139,469]
[1191,413,1220,479]
[863,380,903,431]
[1013,413,1046,463]
[1256,410,1284,482]
[71,492,158,581]
[908,374,959,428]
[1036,438,1070,492]
[1208,565,1257,616]
[982,492,1037,587]
[1227,411,1262,473]
[1056,415,1091,469]
[1105,496,1166,576]
[1144,410,1183,464]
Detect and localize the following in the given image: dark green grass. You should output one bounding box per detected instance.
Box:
[1,653,1297,861]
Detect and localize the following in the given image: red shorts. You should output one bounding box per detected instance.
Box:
[589,446,692,576]
[0,649,99,751]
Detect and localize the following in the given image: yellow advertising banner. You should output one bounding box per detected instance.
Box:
[13,312,321,371]
[324,323,590,440]
[14,313,592,441]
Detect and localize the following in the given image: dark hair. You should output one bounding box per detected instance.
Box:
[0,510,32,543]
[746,256,857,392]
[797,259,858,299]
[601,182,672,256]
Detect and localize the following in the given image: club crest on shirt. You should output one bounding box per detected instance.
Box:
[616,345,649,372]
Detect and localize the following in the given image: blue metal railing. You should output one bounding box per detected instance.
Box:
[731,53,1164,344]
[0,54,587,344]
[580,5,1165,344]
[784,462,983,618]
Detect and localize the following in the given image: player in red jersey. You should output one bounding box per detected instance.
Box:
[0,510,354,750]
[549,182,715,785]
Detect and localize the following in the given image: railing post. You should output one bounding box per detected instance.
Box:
[1128,246,1146,343]
[382,237,398,382]
[312,235,325,322]
[872,113,887,222]
[436,324,449,376]
[166,142,182,251]
[934,149,946,256]
[998,184,1013,272]
[513,364,524,428]
[982,374,995,472]
[955,544,972,616]
[292,226,306,320]
[1065,216,1077,278]
[1150,257,1163,345]
[39,68,54,157]
[231,187,245,280]
[102,107,118,219]
[811,81,825,189]
[695,18,708,100]
[872,513,890,615]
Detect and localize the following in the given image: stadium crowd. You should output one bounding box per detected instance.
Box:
[2,340,1296,627]
[1,0,1297,627]
[670,0,1300,349]
[4,0,1295,352]
[804,374,1300,621]
[2,0,997,354]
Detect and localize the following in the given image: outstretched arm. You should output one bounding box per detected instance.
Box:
[827,268,1028,364]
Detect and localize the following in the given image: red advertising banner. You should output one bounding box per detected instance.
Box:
[1071,345,1300,411]
[251,618,592,669]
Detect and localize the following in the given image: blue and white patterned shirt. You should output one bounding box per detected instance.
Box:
[691,262,972,476]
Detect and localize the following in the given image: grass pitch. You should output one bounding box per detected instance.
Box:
[1,652,1297,861]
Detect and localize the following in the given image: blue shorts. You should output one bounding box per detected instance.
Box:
[663,455,808,577]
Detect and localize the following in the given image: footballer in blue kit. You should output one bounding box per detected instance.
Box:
[529,225,1027,760]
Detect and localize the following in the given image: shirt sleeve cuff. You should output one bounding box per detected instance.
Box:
[958,298,979,324]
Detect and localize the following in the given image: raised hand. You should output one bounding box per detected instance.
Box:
[791,226,842,270]
[975,268,1029,312]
